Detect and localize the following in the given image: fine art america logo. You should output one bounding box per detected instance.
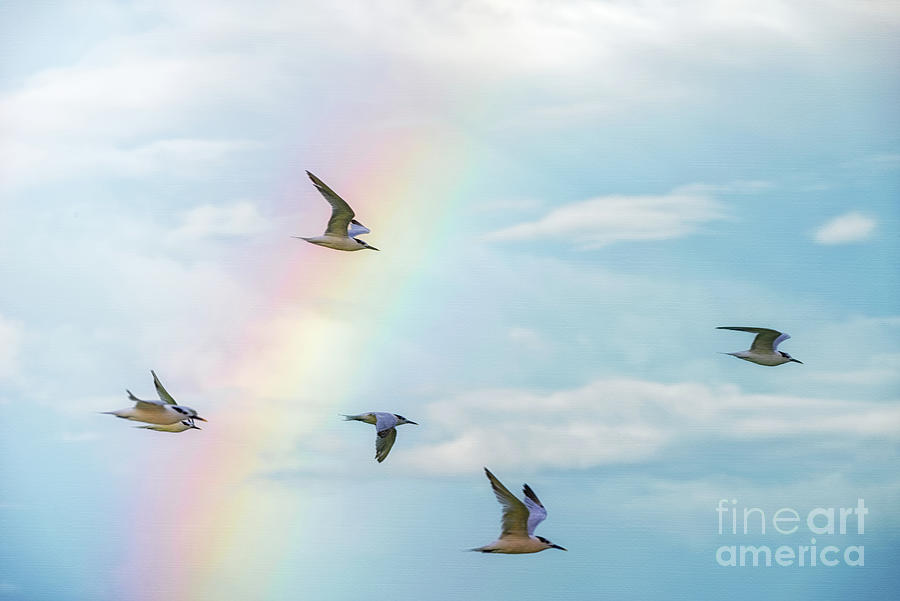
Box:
[715,498,867,567]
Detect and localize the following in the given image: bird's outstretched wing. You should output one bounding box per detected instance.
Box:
[136,421,193,432]
[151,370,177,404]
[484,468,529,537]
[717,326,788,352]
[374,412,399,433]
[375,427,397,463]
[306,171,355,237]
[522,483,548,535]
[126,390,167,412]
[348,219,370,237]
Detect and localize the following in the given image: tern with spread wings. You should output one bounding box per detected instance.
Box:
[472,467,566,554]
[718,326,803,366]
[294,171,379,251]
[343,412,417,463]
[102,370,207,426]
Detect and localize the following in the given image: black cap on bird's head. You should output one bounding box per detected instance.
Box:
[394,414,418,425]
[353,238,379,251]
[536,536,567,551]
[172,405,207,421]
[780,351,803,364]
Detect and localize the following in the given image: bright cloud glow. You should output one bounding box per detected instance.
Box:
[487,188,725,248]
[814,212,877,244]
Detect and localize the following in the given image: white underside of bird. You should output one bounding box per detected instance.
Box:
[472,468,566,554]
[295,171,379,251]
[724,350,793,366]
[343,412,417,463]
[295,234,371,251]
[718,326,802,366]
[103,401,193,425]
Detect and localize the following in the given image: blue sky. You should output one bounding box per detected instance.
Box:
[1,1,899,600]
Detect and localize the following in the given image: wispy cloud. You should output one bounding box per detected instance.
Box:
[486,186,725,248]
[171,201,269,241]
[814,212,877,244]
[60,431,100,444]
[396,378,900,474]
[507,326,545,351]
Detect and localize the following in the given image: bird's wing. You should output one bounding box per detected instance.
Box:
[306,171,355,237]
[771,331,791,351]
[126,389,166,411]
[484,468,529,537]
[135,399,167,411]
[137,422,189,432]
[375,427,397,463]
[151,370,177,404]
[374,412,398,432]
[348,219,370,237]
[522,483,548,535]
[717,327,786,353]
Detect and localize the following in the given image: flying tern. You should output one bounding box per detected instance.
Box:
[472,467,566,554]
[343,412,417,462]
[294,171,379,251]
[102,370,207,425]
[718,326,803,366]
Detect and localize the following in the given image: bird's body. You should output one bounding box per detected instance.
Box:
[472,468,566,554]
[103,398,198,425]
[136,420,201,433]
[296,234,371,252]
[295,171,379,252]
[343,412,417,463]
[718,326,802,366]
[103,371,207,426]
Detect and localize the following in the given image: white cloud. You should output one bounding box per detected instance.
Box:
[814,212,877,244]
[0,30,273,187]
[395,378,900,474]
[2,0,895,189]
[507,326,544,351]
[487,187,725,248]
[171,201,269,240]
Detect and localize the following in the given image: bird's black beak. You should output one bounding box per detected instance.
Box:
[790,358,803,364]
[551,544,567,551]
[367,245,380,251]
[408,421,418,425]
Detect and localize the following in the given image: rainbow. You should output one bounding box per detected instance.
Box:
[116,124,476,600]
